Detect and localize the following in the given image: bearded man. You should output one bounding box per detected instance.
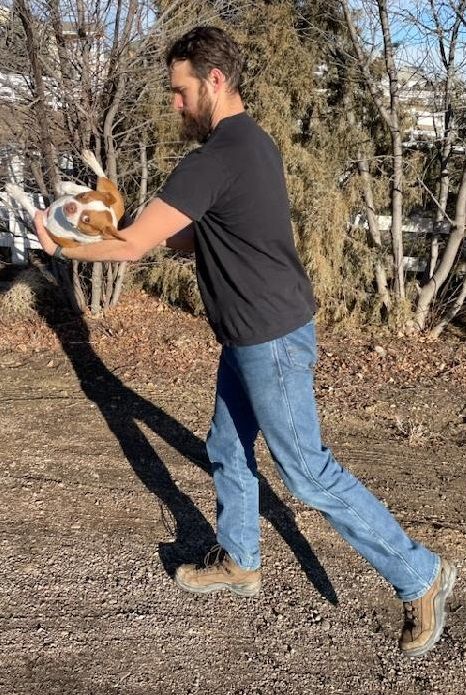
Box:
[34,26,455,658]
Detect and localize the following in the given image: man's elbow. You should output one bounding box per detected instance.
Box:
[126,242,165,262]
[123,240,145,262]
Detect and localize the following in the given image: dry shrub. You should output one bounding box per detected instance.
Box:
[136,252,204,315]
[238,3,381,328]
[286,131,379,328]
[387,284,417,332]
[0,266,59,318]
[139,1,382,328]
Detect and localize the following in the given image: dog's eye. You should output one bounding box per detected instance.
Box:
[82,215,90,223]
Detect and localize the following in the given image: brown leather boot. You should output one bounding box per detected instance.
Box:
[400,559,457,657]
[175,545,261,597]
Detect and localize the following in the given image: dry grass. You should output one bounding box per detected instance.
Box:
[393,415,436,447]
[0,266,59,318]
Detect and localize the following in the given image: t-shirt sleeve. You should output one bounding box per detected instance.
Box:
[158,147,229,221]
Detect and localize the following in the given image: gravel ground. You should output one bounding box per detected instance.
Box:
[0,320,465,694]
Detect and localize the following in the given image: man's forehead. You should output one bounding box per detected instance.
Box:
[169,59,197,84]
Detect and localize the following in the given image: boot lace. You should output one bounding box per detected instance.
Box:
[403,601,418,627]
[197,544,228,574]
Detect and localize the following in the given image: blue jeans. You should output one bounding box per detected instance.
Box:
[206,321,440,601]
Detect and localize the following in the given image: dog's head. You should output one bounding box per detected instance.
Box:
[61,190,121,239]
[46,190,123,246]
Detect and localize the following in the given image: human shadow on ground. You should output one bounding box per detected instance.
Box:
[1,266,338,605]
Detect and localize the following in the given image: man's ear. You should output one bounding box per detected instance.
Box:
[102,191,117,207]
[102,224,124,240]
[209,67,225,92]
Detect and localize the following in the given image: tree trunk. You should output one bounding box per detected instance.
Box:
[343,90,391,312]
[341,0,405,299]
[102,0,138,183]
[429,95,453,278]
[357,155,391,311]
[416,161,466,330]
[378,0,405,299]
[427,0,465,279]
[110,262,128,308]
[391,130,405,298]
[28,156,49,199]
[16,0,59,196]
[72,262,87,313]
[76,0,93,148]
[103,263,114,311]
[47,0,81,149]
[137,136,149,214]
[91,262,104,315]
[429,276,466,339]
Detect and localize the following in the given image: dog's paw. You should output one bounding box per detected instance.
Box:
[81,148,96,163]
[5,182,23,199]
[5,183,37,218]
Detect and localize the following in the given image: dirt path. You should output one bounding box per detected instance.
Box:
[0,304,465,694]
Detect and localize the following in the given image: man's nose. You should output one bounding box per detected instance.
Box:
[172,94,183,112]
[64,201,77,216]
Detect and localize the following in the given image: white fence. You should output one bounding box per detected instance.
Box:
[376,214,466,275]
[0,191,42,264]
[377,214,435,236]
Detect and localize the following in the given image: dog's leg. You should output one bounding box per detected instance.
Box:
[57,181,92,196]
[96,177,125,221]
[81,150,106,178]
[82,149,125,222]
[5,183,37,219]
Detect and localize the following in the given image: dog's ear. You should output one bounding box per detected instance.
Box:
[102,224,124,240]
[101,191,117,207]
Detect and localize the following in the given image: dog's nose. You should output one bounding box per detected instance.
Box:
[64,201,77,216]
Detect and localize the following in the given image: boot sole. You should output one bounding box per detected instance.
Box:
[175,575,261,597]
[402,560,457,658]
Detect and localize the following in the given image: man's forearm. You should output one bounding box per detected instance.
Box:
[62,238,139,263]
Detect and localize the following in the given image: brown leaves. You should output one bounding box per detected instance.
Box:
[1,290,464,402]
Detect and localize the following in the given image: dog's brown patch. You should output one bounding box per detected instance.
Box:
[77,209,122,239]
[75,191,114,206]
[75,181,124,224]
[96,177,125,221]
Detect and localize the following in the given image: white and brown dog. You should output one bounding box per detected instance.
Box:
[6,150,125,248]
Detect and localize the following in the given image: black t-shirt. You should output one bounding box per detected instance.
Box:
[159,111,316,346]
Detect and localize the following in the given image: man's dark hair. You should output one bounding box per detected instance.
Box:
[166,26,243,93]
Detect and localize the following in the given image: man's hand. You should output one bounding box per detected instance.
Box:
[34,210,58,256]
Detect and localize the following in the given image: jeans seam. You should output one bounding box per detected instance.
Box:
[212,349,260,570]
[271,338,434,595]
[397,555,441,601]
[237,446,246,562]
[217,533,258,570]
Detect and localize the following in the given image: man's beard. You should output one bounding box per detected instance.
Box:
[180,85,213,144]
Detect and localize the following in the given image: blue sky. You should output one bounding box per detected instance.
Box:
[349,0,466,76]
